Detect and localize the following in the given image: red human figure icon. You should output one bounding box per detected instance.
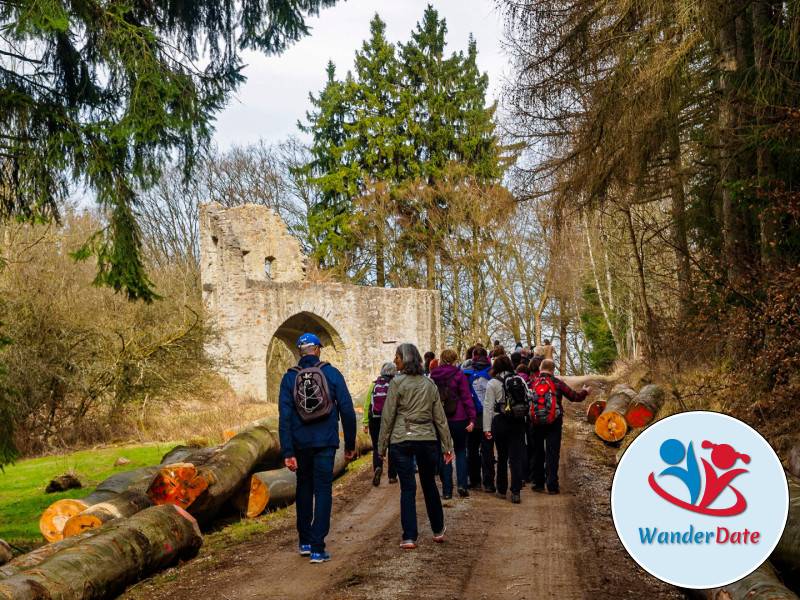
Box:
[697,441,750,510]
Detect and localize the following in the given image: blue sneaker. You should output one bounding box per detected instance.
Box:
[309,551,331,563]
[299,544,311,556]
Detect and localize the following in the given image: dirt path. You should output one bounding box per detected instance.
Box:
[123,409,686,600]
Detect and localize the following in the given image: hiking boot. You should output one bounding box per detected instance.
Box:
[511,493,521,504]
[389,477,398,484]
[372,465,383,487]
[457,488,469,498]
[433,526,446,543]
[548,489,560,495]
[298,544,311,556]
[484,485,496,493]
[309,551,331,563]
[442,493,453,500]
[400,540,417,550]
[531,485,546,494]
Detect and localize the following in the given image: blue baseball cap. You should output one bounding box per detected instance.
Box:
[297,333,323,348]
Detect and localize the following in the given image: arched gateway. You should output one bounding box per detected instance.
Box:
[200,203,441,401]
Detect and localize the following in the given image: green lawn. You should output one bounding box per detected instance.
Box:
[0,442,178,548]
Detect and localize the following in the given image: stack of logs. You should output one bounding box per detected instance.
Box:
[1,422,370,599]
[589,383,665,443]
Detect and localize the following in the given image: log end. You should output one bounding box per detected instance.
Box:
[625,403,655,428]
[147,463,209,509]
[595,412,628,442]
[586,400,607,425]
[62,514,103,538]
[245,476,269,519]
[39,499,89,542]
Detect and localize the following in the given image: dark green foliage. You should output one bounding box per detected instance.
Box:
[300,6,504,278]
[580,285,617,373]
[0,0,341,302]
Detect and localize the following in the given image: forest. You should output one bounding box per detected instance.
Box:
[0,0,798,466]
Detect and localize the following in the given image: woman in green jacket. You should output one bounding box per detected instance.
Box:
[378,343,454,549]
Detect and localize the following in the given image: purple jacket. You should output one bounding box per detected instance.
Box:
[430,364,477,424]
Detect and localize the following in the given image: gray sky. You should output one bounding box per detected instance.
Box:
[212,0,507,149]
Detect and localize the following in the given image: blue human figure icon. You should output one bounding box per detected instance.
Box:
[658,439,701,505]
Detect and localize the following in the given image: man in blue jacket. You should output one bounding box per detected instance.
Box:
[278,333,357,563]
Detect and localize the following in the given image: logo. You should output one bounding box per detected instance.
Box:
[648,439,750,516]
[611,411,789,589]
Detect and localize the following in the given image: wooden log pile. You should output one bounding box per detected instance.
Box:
[690,561,799,600]
[590,383,667,443]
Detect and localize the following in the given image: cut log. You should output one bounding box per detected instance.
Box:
[586,400,607,425]
[160,445,218,466]
[561,374,618,394]
[594,385,636,443]
[0,531,101,579]
[38,465,160,543]
[772,473,800,589]
[148,423,280,523]
[61,491,153,538]
[691,561,799,600]
[625,384,665,428]
[237,446,350,518]
[0,505,202,600]
[0,542,10,567]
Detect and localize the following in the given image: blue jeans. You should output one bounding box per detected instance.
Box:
[439,419,469,495]
[295,446,335,553]
[389,441,444,541]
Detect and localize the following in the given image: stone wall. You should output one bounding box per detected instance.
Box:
[200,203,442,401]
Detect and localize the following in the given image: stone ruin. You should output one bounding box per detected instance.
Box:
[200,203,442,402]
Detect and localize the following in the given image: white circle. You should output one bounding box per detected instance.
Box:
[611,411,789,589]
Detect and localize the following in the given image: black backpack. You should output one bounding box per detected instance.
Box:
[498,374,530,421]
[435,373,459,418]
[291,362,333,424]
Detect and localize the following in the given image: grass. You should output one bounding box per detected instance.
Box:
[0,442,178,549]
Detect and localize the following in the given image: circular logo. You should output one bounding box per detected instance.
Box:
[611,411,789,589]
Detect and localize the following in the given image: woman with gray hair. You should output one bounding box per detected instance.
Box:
[363,361,398,486]
[378,343,454,549]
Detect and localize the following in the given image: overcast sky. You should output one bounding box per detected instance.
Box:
[211,0,508,149]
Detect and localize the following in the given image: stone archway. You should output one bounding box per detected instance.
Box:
[265,311,346,404]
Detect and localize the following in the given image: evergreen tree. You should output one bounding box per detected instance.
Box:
[0,0,342,302]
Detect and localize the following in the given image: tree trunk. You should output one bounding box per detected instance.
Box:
[376,226,386,287]
[147,423,281,523]
[623,205,658,360]
[584,214,621,352]
[1,532,103,579]
[426,244,436,289]
[719,2,751,289]
[558,296,568,374]
[625,384,666,428]
[62,491,153,538]
[0,506,202,600]
[691,561,799,600]
[586,400,607,425]
[595,385,637,443]
[771,473,800,589]
[667,118,692,316]
[0,543,10,568]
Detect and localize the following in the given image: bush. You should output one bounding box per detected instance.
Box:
[0,211,214,456]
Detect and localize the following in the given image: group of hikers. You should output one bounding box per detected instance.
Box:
[278,333,591,563]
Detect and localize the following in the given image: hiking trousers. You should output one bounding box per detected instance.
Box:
[368,416,396,479]
[467,419,483,487]
[491,414,527,495]
[295,446,335,553]
[530,417,563,492]
[389,440,444,541]
[439,419,469,495]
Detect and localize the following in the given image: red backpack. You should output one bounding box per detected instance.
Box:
[530,375,561,425]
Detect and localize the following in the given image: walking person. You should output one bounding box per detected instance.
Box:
[279,333,357,563]
[423,351,436,375]
[463,347,494,492]
[378,343,454,549]
[483,355,530,504]
[529,359,590,494]
[431,349,476,499]
[363,362,398,486]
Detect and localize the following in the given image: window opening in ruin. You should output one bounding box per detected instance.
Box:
[265,256,275,279]
[212,235,218,246]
